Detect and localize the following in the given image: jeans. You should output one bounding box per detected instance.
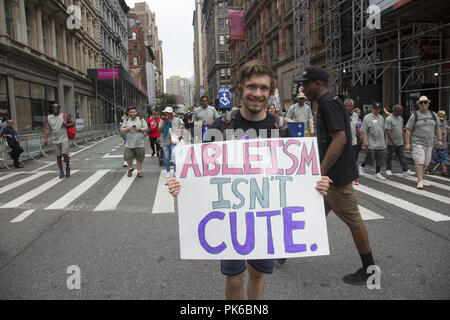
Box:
[162,144,176,173]
[387,145,408,171]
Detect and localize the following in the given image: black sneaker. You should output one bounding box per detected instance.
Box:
[276,259,287,266]
[65,167,71,178]
[59,171,65,179]
[343,267,370,285]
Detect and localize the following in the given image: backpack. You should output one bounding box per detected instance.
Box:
[414,111,437,126]
[215,109,290,140]
[63,114,76,140]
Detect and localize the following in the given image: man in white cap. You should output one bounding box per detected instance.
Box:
[405,96,444,189]
[286,92,314,136]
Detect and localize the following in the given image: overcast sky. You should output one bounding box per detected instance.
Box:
[125,0,195,83]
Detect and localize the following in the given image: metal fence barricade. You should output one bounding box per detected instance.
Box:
[21,133,48,160]
[0,137,12,170]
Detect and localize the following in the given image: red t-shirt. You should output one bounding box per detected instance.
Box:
[147,117,160,138]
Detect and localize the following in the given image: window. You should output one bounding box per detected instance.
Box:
[132,32,137,40]
[218,18,225,31]
[220,51,226,62]
[0,75,10,120]
[30,82,46,130]
[134,56,138,66]
[25,7,32,47]
[4,0,13,38]
[219,35,225,46]
[14,79,32,130]
[133,43,137,52]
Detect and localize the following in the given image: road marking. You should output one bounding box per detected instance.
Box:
[330,206,384,221]
[34,136,116,172]
[354,184,450,222]
[363,174,450,205]
[394,174,450,192]
[152,170,175,214]
[45,170,110,210]
[102,154,153,158]
[358,206,385,220]
[10,209,36,223]
[0,172,22,182]
[0,171,48,195]
[94,171,136,211]
[1,171,79,208]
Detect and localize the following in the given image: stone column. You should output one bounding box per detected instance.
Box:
[62,29,67,64]
[18,0,27,44]
[0,0,7,36]
[79,42,84,73]
[72,37,77,69]
[50,18,57,58]
[35,8,43,51]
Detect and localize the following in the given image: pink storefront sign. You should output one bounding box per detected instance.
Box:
[97,68,119,79]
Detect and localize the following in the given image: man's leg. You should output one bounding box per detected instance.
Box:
[386,146,393,171]
[225,273,246,300]
[56,155,63,172]
[246,263,265,300]
[350,224,372,254]
[396,146,409,172]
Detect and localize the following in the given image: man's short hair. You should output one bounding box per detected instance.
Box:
[200,95,209,101]
[344,98,354,106]
[128,107,137,112]
[238,60,276,96]
[393,104,403,112]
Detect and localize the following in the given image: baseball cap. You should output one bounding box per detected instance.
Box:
[372,102,382,109]
[295,66,329,84]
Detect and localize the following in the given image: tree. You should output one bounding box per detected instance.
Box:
[157,93,177,112]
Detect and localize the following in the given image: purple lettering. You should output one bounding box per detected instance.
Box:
[283,206,306,253]
[198,211,227,254]
[229,211,255,255]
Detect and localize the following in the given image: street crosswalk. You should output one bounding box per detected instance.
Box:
[0,168,449,224]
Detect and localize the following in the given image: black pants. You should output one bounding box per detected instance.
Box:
[386,145,409,171]
[8,141,23,166]
[149,137,160,155]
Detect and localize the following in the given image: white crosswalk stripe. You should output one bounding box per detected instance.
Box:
[152,170,175,214]
[45,170,110,210]
[394,174,450,192]
[1,166,448,223]
[363,174,450,205]
[354,183,450,222]
[0,171,48,195]
[94,171,137,211]
[1,171,79,209]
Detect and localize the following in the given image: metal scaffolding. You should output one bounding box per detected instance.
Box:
[293,0,449,110]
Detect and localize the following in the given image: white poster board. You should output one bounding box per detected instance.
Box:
[175,137,329,260]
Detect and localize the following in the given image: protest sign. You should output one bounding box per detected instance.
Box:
[175,137,329,260]
[218,86,231,110]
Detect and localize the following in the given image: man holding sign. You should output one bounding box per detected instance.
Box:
[300,66,377,285]
[167,61,331,300]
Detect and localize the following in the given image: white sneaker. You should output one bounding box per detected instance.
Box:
[403,170,415,176]
[359,165,365,176]
[422,180,431,187]
[417,181,424,189]
[376,172,386,180]
[166,172,171,178]
[386,170,392,176]
[172,172,176,178]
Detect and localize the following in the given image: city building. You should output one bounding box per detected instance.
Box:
[292,0,449,117]
[203,0,230,106]
[227,0,295,110]
[193,0,206,105]
[128,12,154,94]
[0,0,102,131]
[166,75,193,108]
[130,2,164,98]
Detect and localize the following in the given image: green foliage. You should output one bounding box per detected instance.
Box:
[157,93,177,111]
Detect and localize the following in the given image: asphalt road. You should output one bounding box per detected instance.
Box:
[0,135,449,300]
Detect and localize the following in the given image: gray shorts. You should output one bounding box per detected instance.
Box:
[221,259,275,276]
[54,141,70,157]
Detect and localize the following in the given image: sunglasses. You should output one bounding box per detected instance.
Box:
[418,101,429,105]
